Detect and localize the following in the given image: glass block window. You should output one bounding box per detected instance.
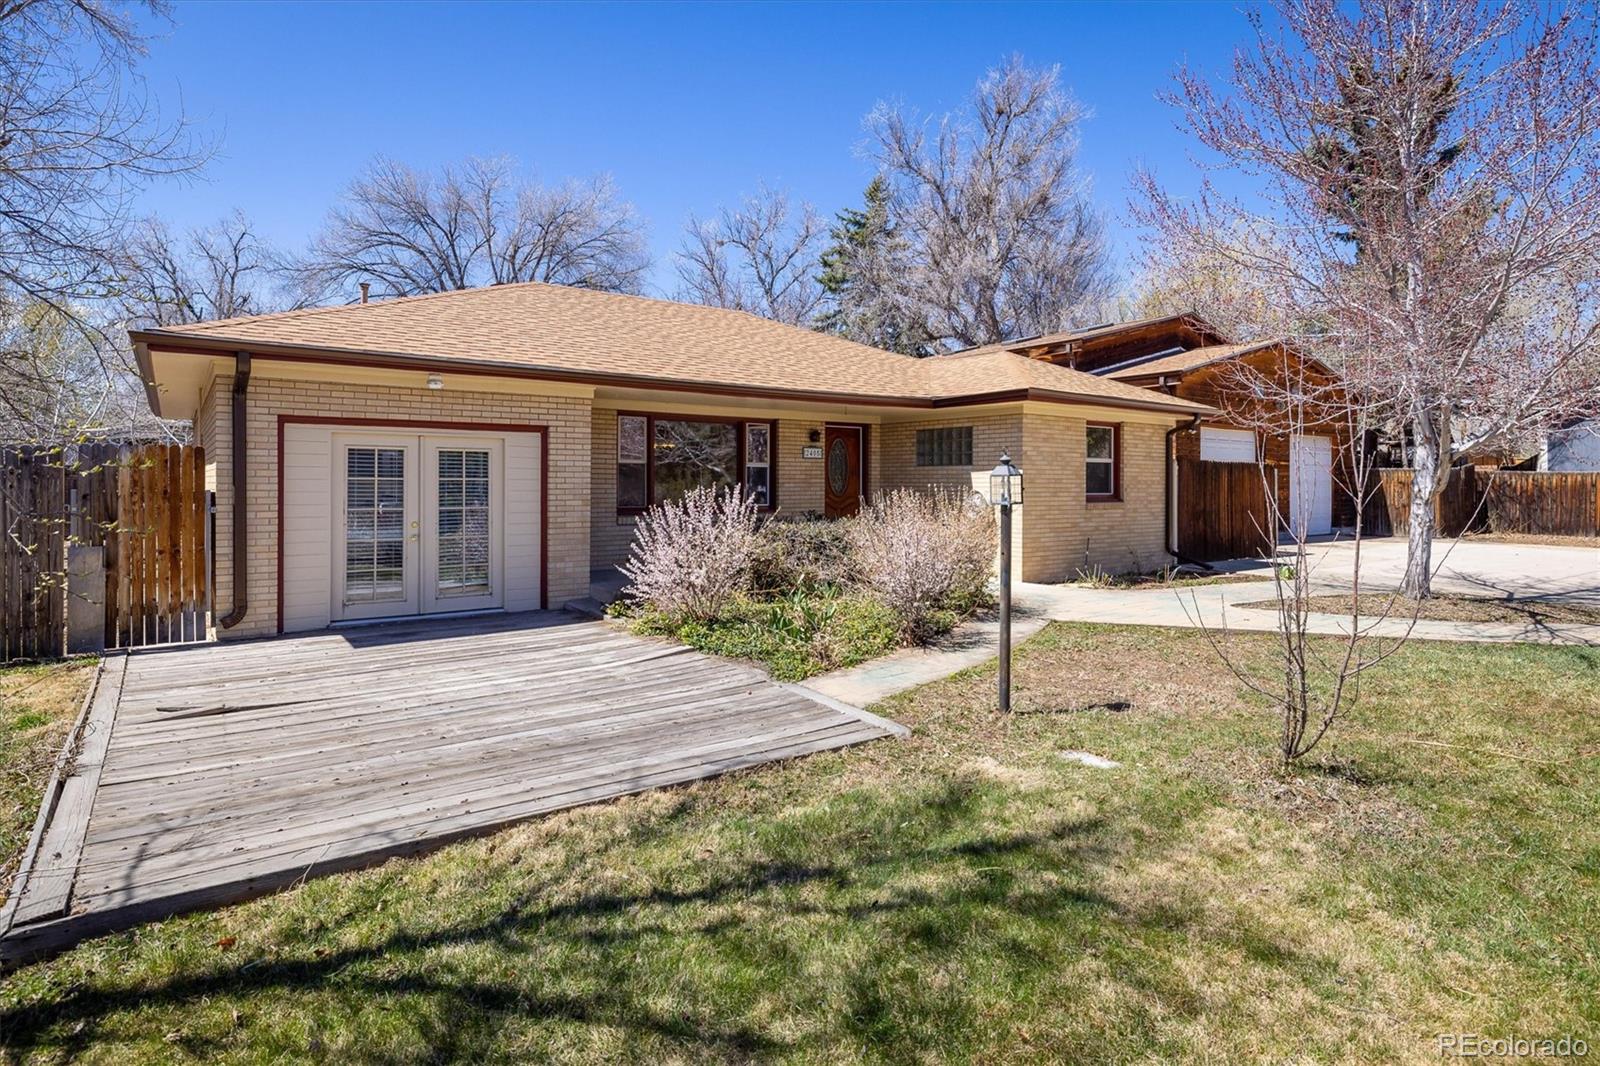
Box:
[435,448,491,596]
[916,426,973,466]
[344,446,407,603]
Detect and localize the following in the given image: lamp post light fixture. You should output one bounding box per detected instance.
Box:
[989,452,1023,713]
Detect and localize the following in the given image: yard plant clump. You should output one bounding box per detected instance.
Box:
[616,487,996,678]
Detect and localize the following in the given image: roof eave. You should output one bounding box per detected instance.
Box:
[132,340,163,418]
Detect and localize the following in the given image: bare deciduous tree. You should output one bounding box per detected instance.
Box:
[1131,224,1297,343]
[0,298,163,442]
[0,0,204,441]
[1137,0,1600,598]
[296,156,650,301]
[119,212,292,326]
[867,56,1114,350]
[1188,352,1414,767]
[674,187,827,326]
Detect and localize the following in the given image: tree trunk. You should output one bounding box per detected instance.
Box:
[1401,412,1440,599]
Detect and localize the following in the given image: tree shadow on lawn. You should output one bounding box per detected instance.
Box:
[1,798,1320,1061]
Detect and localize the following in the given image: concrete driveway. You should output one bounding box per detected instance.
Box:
[1015,536,1600,647]
[1220,537,1600,605]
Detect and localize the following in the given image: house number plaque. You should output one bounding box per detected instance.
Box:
[801,445,823,460]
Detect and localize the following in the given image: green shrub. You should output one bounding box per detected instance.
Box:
[628,592,900,681]
[749,517,859,595]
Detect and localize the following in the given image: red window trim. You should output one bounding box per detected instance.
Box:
[1086,420,1123,503]
[615,410,779,516]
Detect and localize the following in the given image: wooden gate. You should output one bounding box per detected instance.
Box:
[0,444,209,662]
[1177,459,1277,561]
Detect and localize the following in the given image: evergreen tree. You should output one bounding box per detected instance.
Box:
[814,177,930,355]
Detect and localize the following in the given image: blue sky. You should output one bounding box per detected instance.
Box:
[131,1,1259,296]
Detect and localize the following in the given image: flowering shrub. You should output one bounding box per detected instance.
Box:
[849,489,996,640]
[620,486,760,622]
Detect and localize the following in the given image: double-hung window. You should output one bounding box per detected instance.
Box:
[1086,422,1120,500]
[616,413,777,513]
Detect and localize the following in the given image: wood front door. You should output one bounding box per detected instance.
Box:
[824,425,864,518]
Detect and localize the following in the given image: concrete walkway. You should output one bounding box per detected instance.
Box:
[802,608,1051,707]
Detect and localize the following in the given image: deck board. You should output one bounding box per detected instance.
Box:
[1,611,904,967]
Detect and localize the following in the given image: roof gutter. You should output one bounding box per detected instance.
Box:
[218,352,252,630]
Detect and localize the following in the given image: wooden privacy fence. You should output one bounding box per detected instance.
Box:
[1177,459,1277,561]
[1365,467,1600,538]
[0,443,210,663]
[1,451,66,663]
[1366,468,1484,538]
[1480,471,1600,537]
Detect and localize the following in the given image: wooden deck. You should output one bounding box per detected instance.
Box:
[0,611,904,966]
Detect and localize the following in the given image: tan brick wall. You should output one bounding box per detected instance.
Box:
[210,375,591,640]
[1072,418,1172,577]
[776,419,828,516]
[1012,414,1174,581]
[879,414,1026,579]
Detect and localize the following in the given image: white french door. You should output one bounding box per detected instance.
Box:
[333,433,504,622]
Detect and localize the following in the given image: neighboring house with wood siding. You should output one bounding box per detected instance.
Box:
[949,313,1357,538]
[131,283,1212,640]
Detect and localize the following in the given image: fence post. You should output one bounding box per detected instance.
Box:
[66,545,106,655]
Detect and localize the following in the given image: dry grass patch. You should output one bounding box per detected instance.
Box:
[0,658,95,897]
[1460,532,1600,549]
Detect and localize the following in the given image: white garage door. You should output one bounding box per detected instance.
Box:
[1289,434,1334,537]
[1200,427,1258,463]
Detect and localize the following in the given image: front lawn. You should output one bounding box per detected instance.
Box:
[2,627,1596,1063]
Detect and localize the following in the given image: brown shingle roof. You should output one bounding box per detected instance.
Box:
[133,282,1211,415]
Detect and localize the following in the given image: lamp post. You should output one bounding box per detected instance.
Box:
[989,453,1023,713]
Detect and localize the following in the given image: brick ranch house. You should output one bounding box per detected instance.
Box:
[951,313,1357,539]
[132,282,1213,641]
